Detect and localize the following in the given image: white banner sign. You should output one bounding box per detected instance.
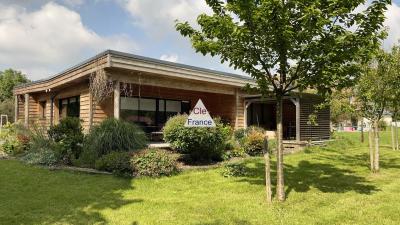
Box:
[184,99,216,127]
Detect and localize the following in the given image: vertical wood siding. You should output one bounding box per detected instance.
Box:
[299,97,330,141]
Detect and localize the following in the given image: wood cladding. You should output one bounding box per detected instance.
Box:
[299,97,330,141]
[118,82,238,126]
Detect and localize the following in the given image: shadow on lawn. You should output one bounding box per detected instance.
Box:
[236,159,379,198]
[313,145,400,171]
[0,160,139,225]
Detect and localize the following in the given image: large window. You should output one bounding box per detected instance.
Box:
[121,97,190,133]
[59,96,80,119]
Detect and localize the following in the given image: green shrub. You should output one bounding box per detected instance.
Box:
[95,152,132,176]
[163,115,231,161]
[2,136,23,155]
[1,123,30,155]
[233,126,269,156]
[233,128,246,143]
[131,149,179,177]
[80,118,147,167]
[222,148,246,160]
[224,138,237,151]
[48,117,84,163]
[242,127,265,156]
[21,147,59,166]
[27,125,52,150]
[221,163,247,177]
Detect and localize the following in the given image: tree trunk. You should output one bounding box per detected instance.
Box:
[395,120,399,151]
[373,120,380,173]
[276,96,285,201]
[360,121,364,143]
[391,122,395,150]
[263,137,272,203]
[368,128,374,172]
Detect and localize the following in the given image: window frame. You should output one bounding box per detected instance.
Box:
[120,96,190,133]
[59,96,80,118]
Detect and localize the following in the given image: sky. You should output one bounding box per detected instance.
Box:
[0,0,400,81]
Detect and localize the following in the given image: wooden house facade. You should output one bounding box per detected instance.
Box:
[13,50,330,143]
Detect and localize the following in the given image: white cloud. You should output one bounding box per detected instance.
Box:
[160,54,179,63]
[121,0,212,37]
[0,2,138,80]
[384,3,400,48]
[62,0,85,7]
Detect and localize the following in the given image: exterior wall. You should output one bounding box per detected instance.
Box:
[16,81,112,132]
[235,93,245,129]
[15,79,243,131]
[79,89,113,130]
[118,83,238,126]
[16,96,25,123]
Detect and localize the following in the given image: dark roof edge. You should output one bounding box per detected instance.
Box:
[15,51,110,89]
[107,50,253,81]
[15,50,253,90]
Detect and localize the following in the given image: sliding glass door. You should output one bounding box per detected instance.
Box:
[121,97,190,133]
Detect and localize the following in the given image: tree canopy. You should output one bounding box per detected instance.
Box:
[356,51,393,122]
[176,0,390,201]
[177,0,390,97]
[0,69,30,102]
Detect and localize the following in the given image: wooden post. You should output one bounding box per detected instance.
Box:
[50,96,54,127]
[295,98,300,143]
[89,92,93,129]
[290,98,301,143]
[360,119,365,143]
[244,101,252,129]
[373,120,380,172]
[24,93,29,127]
[395,120,399,151]
[234,89,239,129]
[369,127,374,172]
[263,137,272,203]
[114,81,120,119]
[391,121,395,150]
[14,95,18,123]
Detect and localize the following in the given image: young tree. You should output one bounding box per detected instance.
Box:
[387,44,400,151]
[176,0,389,201]
[356,51,393,172]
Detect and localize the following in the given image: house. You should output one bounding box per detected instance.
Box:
[13,50,330,144]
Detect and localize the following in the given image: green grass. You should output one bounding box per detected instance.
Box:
[1,131,400,225]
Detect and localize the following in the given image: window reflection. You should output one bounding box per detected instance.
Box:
[121,97,190,133]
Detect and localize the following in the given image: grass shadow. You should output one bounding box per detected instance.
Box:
[235,158,379,198]
[0,160,140,225]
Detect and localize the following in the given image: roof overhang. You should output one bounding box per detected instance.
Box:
[14,50,256,95]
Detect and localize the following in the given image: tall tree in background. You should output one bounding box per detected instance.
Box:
[330,88,366,142]
[0,69,29,102]
[330,89,358,124]
[356,51,392,172]
[0,69,30,122]
[176,0,389,201]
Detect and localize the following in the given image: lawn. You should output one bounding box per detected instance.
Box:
[1,131,400,225]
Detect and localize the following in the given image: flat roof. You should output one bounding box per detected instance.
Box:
[16,50,253,89]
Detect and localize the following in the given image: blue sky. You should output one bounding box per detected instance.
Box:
[0,0,400,80]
